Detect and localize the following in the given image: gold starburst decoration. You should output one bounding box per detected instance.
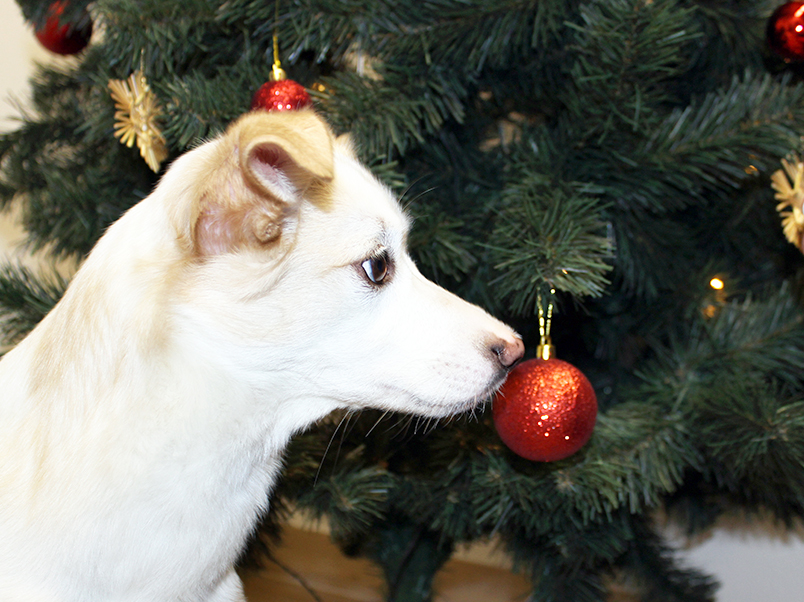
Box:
[771,155,804,252]
[108,71,168,172]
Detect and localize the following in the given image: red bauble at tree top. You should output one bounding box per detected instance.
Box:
[34,1,92,56]
[493,357,598,462]
[767,2,804,62]
[251,77,312,112]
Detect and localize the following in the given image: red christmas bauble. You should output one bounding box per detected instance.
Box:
[767,2,804,62]
[251,79,312,112]
[493,358,597,462]
[34,1,92,56]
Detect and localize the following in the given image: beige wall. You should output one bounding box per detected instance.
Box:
[3,1,804,599]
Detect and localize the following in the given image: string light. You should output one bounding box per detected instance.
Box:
[703,276,727,319]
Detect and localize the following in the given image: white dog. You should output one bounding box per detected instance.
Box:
[0,109,523,601]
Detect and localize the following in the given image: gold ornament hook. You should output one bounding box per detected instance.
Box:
[270,0,286,81]
[537,288,556,360]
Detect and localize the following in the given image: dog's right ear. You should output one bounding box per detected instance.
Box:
[192,110,335,257]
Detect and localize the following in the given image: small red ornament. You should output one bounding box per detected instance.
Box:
[493,358,597,462]
[251,79,312,112]
[767,2,804,62]
[34,1,92,56]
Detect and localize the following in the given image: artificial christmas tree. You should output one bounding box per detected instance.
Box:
[4,1,804,601]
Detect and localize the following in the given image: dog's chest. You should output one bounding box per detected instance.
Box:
[110,441,281,597]
[1,426,283,600]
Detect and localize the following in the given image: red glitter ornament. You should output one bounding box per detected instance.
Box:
[251,79,312,112]
[34,1,92,56]
[493,358,597,462]
[767,2,804,62]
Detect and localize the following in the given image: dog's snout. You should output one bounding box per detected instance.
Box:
[491,335,525,368]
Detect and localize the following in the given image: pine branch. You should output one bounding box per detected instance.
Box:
[317,68,468,159]
[555,404,700,518]
[640,72,804,203]
[502,526,609,602]
[159,69,262,148]
[488,179,613,311]
[407,210,478,284]
[684,0,776,92]
[95,0,224,80]
[562,0,701,138]
[1,59,156,257]
[369,0,572,74]
[618,517,718,602]
[647,285,804,392]
[694,379,804,521]
[0,263,67,347]
[294,467,394,544]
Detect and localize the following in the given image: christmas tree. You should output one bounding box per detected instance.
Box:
[4,0,804,600]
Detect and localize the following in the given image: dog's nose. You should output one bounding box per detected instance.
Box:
[492,335,525,368]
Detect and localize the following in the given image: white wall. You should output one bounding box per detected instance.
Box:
[3,0,804,599]
[667,514,804,601]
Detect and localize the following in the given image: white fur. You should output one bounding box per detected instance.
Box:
[0,111,523,601]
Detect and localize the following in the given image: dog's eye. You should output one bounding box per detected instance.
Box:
[361,251,390,285]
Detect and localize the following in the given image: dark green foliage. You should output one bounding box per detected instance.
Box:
[0,263,67,346]
[489,179,612,311]
[361,516,454,602]
[5,0,804,600]
[695,379,804,520]
[617,518,718,602]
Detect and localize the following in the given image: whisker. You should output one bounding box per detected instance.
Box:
[397,175,433,211]
[365,410,390,438]
[314,412,352,486]
[340,410,360,440]
[332,411,359,466]
[400,186,438,212]
[388,413,414,435]
[413,415,425,435]
[467,397,483,422]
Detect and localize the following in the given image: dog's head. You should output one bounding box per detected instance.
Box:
[157,110,522,420]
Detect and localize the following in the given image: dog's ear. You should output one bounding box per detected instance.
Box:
[240,112,335,204]
[193,110,335,257]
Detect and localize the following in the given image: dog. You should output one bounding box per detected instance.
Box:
[0,109,524,601]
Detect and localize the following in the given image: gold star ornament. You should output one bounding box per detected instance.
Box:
[771,155,804,253]
[108,71,168,172]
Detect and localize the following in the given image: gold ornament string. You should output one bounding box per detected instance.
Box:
[537,288,556,360]
[271,0,286,81]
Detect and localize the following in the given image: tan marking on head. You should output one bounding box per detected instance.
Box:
[190,109,336,257]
